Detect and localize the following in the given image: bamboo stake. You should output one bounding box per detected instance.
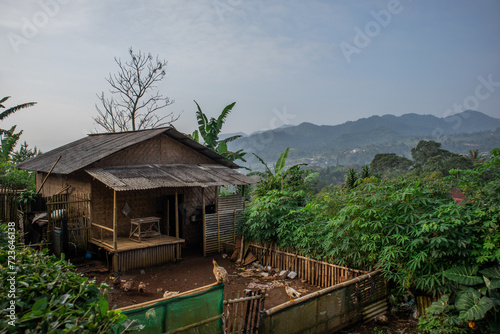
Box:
[201,187,207,257]
[113,190,117,251]
[36,155,62,194]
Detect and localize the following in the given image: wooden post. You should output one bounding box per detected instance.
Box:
[202,187,206,257]
[166,199,170,237]
[216,187,221,253]
[113,189,117,251]
[175,191,179,239]
[175,190,179,259]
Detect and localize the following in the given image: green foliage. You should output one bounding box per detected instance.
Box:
[0,125,22,162]
[0,224,138,333]
[249,148,310,196]
[0,161,35,190]
[274,148,289,175]
[370,153,412,175]
[344,168,357,189]
[418,295,470,334]
[241,148,500,299]
[238,189,310,246]
[11,141,40,164]
[192,100,246,163]
[442,265,500,323]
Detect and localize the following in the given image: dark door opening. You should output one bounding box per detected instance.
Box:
[159,194,184,238]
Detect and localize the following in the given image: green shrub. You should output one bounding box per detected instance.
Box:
[0,224,138,333]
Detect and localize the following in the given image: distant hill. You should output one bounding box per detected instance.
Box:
[229,110,500,170]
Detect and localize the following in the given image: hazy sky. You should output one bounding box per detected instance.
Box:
[2,0,500,152]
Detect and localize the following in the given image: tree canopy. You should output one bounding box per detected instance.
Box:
[93,48,177,132]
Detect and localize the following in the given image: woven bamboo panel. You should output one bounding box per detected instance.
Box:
[113,242,180,271]
[204,208,242,255]
[91,134,213,170]
[205,213,219,254]
[217,195,244,212]
[37,170,92,197]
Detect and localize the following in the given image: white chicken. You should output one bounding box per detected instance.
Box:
[285,282,301,302]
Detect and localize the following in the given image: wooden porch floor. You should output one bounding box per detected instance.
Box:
[90,235,185,253]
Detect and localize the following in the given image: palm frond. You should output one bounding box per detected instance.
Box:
[275,147,289,175]
[193,100,209,138]
[247,171,266,178]
[0,96,10,107]
[221,135,242,143]
[0,102,37,121]
[252,153,272,177]
[216,102,236,130]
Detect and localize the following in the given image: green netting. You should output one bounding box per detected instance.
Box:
[123,283,224,334]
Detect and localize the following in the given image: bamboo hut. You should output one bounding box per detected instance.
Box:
[16,127,256,271]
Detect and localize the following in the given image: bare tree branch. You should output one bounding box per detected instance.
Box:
[93,47,177,132]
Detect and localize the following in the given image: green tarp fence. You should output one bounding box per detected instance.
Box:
[122,283,224,334]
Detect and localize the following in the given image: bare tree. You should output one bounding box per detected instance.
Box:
[93,48,177,132]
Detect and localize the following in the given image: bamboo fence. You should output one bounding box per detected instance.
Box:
[46,193,91,255]
[223,289,266,334]
[249,244,367,289]
[0,187,21,223]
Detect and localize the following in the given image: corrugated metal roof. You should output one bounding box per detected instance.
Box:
[16,127,239,174]
[85,164,257,191]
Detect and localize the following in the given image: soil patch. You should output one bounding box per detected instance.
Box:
[77,249,322,310]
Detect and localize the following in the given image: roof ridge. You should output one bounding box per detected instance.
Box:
[87,126,173,136]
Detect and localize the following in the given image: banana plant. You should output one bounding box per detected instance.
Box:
[249,147,290,179]
[0,96,36,122]
[190,100,246,162]
[0,125,22,162]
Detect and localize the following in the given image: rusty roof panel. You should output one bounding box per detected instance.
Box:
[86,164,257,191]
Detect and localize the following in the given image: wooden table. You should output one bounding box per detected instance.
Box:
[129,217,161,243]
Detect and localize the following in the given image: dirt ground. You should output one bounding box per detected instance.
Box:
[76,250,420,333]
[76,249,322,310]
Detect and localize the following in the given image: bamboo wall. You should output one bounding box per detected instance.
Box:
[36,170,91,198]
[90,134,214,170]
[249,244,367,289]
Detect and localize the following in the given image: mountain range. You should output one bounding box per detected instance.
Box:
[227,110,500,170]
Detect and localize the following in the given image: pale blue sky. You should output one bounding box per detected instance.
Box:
[1,0,499,151]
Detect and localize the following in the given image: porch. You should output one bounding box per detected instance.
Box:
[90,235,185,272]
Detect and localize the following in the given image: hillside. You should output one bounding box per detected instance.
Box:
[228,110,500,170]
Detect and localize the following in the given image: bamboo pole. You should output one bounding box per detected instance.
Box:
[217,192,221,253]
[113,189,117,251]
[175,190,179,259]
[36,155,62,194]
[202,187,206,257]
